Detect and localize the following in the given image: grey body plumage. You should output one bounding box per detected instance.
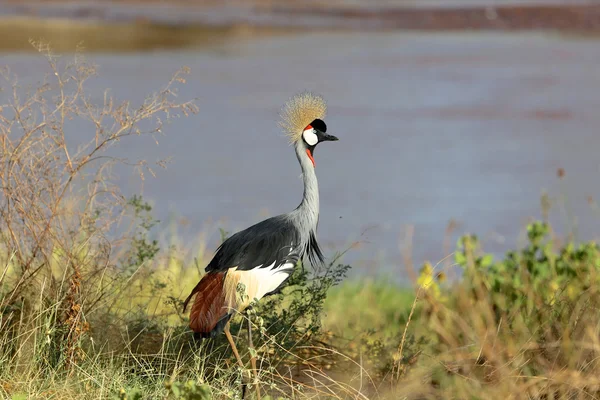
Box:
[205,139,324,276]
[184,93,337,338]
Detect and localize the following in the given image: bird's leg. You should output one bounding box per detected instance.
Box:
[247,317,261,399]
[224,321,244,368]
[224,321,248,398]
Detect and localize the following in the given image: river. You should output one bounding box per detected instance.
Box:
[2,30,600,281]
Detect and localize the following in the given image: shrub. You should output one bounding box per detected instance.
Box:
[392,221,600,399]
[0,42,197,380]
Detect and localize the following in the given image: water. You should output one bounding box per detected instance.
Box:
[2,31,600,280]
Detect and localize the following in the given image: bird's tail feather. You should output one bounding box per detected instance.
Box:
[184,272,231,337]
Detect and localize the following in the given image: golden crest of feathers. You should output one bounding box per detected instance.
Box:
[279,92,327,144]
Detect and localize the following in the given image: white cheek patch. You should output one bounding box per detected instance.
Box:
[303,128,318,146]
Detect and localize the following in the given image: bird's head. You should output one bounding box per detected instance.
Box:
[279,92,338,167]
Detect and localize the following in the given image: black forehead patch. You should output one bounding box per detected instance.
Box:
[310,118,327,133]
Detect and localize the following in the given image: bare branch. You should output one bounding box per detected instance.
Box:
[0,42,198,314]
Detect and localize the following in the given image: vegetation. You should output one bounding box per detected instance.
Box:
[0,17,290,53]
[2,47,600,400]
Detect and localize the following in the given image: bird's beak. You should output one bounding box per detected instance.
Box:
[321,133,339,142]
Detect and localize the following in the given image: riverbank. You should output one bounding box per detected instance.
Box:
[2,1,600,52]
[0,15,294,52]
[2,1,600,32]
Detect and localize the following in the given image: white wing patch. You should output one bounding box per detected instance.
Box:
[303,128,318,146]
[249,262,294,300]
[225,262,295,312]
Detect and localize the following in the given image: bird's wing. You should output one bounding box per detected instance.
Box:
[205,215,302,273]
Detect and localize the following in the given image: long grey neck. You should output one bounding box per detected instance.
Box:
[289,141,320,237]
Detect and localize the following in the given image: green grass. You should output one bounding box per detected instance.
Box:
[323,279,415,339]
[3,240,600,399]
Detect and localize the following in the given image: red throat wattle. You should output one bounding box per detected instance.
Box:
[306,149,315,167]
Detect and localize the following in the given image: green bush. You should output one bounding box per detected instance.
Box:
[116,380,212,400]
[455,221,600,333]
[394,221,600,399]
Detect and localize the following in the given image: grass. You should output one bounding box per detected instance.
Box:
[323,279,415,339]
[4,219,600,399]
[0,268,416,399]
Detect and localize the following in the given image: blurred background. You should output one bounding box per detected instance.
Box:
[2,0,600,282]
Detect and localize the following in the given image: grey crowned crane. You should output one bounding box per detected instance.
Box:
[182,92,337,394]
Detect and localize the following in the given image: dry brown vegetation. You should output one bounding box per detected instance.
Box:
[0,40,198,380]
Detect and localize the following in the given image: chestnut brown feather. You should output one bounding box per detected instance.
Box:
[186,272,228,335]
